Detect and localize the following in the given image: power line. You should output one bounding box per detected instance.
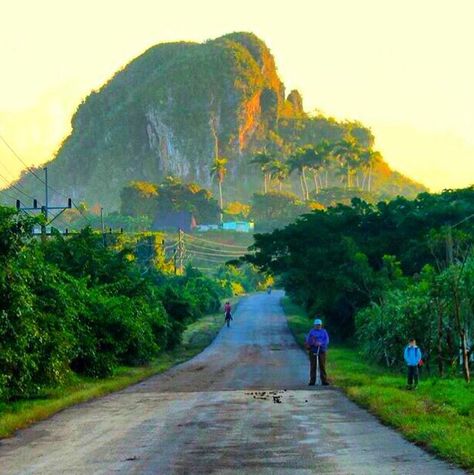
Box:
[0,177,22,203]
[0,153,27,184]
[0,192,17,203]
[164,244,178,252]
[185,248,245,258]
[0,133,91,227]
[0,132,45,183]
[185,253,236,263]
[0,171,36,201]
[452,213,474,228]
[184,241,245,256]
[183,232,250,250]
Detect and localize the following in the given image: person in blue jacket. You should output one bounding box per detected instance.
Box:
[304,318,330,386]
[404,338,422,390]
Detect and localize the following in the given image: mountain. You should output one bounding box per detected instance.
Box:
[7,32,425,209]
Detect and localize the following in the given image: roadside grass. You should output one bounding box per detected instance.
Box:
[282,297,474,472]
[0,297,241,439]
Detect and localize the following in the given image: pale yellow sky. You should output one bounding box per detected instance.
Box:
[1,0,473,191]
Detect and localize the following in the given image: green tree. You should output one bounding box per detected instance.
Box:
[267,160,289,191]
[250,191,309,231]
[246,187,474,344]
[251,151,274,193]
[288,147,312,200]
[359,149,382,192]
[210,157,228,223]
[332,135,362,189]
[120,181,158,217]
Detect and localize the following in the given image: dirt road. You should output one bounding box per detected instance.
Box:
[0,292,464,474]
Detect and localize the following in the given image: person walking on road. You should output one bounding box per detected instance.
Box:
[404,338,422,390]
[224,301,233,328]
[305,318,330,386]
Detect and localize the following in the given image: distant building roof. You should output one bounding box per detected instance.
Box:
[152,211,197,232]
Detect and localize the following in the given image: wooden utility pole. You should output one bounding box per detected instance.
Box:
[174,228,185,275]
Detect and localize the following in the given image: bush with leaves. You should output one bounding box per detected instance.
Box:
[0,207,235,399]
[0,209,77,399]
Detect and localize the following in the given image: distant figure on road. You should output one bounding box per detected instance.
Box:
[304,318,330,386]
[267,286,272,294]
[224,302,233,328]
[404,338,422,390]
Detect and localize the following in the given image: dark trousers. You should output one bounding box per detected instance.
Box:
[309,351,327,384]
[407,365,419,386]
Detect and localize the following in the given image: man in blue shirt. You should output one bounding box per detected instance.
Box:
[304,318,330,386]
[404,338,422,390]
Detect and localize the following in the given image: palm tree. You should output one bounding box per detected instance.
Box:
[316,140,334,189]
[332,136,362,189]
[210,157,228,223]
[359,149,382,192]
[306,143,330,194]
[288,147,312,200]
[251,151,274,193]
[267,160,289,192]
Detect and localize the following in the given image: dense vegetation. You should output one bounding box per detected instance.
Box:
[5,33,424,210]
[247,187,474,380]
[0,206,256,401]
[113,125,423,233]
[120,178,220,224]
[284,299,474,471]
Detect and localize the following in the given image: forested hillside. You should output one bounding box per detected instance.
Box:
[4,32,424,210]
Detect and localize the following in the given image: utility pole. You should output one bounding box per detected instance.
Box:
[41,167,49,241]
[100,207,106,247]
[16,167,72,237]
[175,228,185,274]
[44,167,49,221]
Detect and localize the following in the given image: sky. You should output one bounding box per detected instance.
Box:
[1,0,473,192]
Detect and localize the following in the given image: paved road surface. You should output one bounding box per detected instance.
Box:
[0,291,464,474]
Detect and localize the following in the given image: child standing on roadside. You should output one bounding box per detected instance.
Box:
[404,338,422,390]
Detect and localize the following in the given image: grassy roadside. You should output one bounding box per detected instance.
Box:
[282,297,474,473]
[0,296,241,439]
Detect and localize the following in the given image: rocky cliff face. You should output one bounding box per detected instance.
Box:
[11,32,424,209]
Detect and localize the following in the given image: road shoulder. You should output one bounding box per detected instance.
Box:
[0,297,242,439]
[281,296,472,473]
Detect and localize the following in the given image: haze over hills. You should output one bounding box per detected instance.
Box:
[5,32,425,210]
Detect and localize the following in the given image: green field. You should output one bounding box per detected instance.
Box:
[282,297,474,472]
[0,297,239,439]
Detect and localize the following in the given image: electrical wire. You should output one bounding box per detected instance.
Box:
[0,170,36,201]
[183,232,250,250]
[185,248,245,258]
[184,241,248,256]
[185,254,236,264]
[0,132,46,183]
[0,132,94,228]
[452,213,474,228]
[0,182,21,203]
[184,241,245,256]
